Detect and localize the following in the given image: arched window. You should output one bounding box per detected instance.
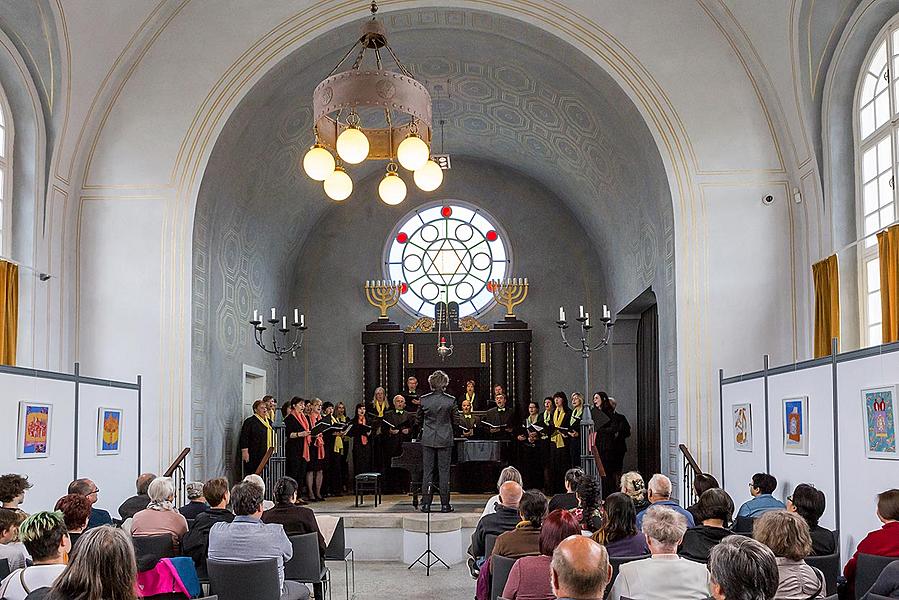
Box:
[855,20,899,347]
[0,84,9,256]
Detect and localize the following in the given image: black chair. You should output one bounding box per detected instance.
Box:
[207,558,281,600]
[606,555,650,598]
[323,517,354,600]
[285,532,329,600]
[807,551,841,596]
[484,534,498,559]
[131,533,176,572]
[0,557,10,581]
[491,555,517,600]
[856,554,899,600]
[354,473,381,507]
[732,516,755,534]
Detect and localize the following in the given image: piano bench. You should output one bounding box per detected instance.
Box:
[354,473,382,507]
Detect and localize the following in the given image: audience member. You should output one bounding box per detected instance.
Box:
[481,467,523,518]
[593,492,649,557]
[243,474,276,511]
[66,479,111,529]
[621,471,650,513]
[737,473,785,518]
[0,508,27,570]
[686,473,720,523]
[261,477,326,560]
[752,510,824,600]
[866,560,899,598]
[493,490,547,558]
[53,494,92,548]
[504,510,582,600]
[181,477,235,577]
[572,476,603,533]
[43,526,138,600]
[636,474,695,529]
[130,477,188,548]
[0,474,32,519]
[610,506,710,600]
[679,488,735,563]
[0,512,70,600]
[118,473,155,520]
[844,489,899,596]
[709,536,779,600]
[469,481,524,577]
[786,484,835,556]
[550,535,612,600]
[179,482,208,520]
[208,481,309,600]
[548,468,583,513]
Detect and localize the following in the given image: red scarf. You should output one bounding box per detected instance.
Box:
[303,413,325,461]
[358,414,368,446]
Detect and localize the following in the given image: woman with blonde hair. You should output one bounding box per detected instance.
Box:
[481,466,523,518]
[753,510,825,600]
[620,471,650,512]
[46,526,138,600]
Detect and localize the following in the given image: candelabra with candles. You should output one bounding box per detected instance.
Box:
[557,304,614,475]
[490,277,530,329]
[249,307,308,361]
[364,279,403,330]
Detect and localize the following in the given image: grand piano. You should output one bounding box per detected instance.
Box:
[391,439,509,507]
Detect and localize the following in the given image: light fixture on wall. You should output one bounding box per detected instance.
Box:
[302,1,444,204]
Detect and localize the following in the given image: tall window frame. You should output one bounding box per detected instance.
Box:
[0,83,10,258]
[854,17,899,347]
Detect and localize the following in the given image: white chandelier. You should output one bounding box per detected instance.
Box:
[302,1,444,204]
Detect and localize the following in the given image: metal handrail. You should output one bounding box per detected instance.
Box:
[679,444,701,506]
[163,447,191,508]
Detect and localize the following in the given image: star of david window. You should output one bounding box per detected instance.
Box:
[384,202,510,318]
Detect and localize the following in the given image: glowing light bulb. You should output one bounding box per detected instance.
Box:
[323,166,353,201]
[413,159,444,191]
[379,171,407,205]
[396,134,430,171]
[302,144,336,181]
[336,126,369,164]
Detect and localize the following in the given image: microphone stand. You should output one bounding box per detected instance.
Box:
[408,483,450,575]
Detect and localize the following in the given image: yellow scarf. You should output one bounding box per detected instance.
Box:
[255,414,274,449]
[374,400,387,417]
[570,407,582,425]
[333,415,347,454]
[551,407,566,448]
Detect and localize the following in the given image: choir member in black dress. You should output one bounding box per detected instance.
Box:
[301,398,327,501]
[567,392,585,469]
[283,397,310,503]
[239,399,274,476]
[384,394,415,492]
[549,391,573,493]
[328,402,350,495]
[592,391,631,498]
[367,387,391,476]
[517,400,545,490]
[348,403,372,476]
[403,376,421,412]
[320,401,340,497]
[539,396,554,491]
[457,398,480,438]
[461,380,482,411]
[482,392,514,440]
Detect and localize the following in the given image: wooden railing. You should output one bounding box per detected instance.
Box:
[164,447,190,508]
[254,425,286,500]
[679,444,701,506]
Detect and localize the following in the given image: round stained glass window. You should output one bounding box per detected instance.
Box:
[385,202,510,318]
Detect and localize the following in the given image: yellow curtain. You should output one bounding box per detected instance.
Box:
[878,224,899,343]
[812,254,840,358]
[0,260,18,365]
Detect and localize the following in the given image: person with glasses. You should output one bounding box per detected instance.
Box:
[786,484,835,556]
[66,479,112,529]
[737,473,785,519]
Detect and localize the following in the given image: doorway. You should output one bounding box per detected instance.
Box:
[636,304,661,477]
[242,364,267,419]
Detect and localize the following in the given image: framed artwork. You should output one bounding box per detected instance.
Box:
[733,403,753,452]
[97,408,123,455]
[863,385,898,460]
[17,402,51,459]
[783,397,809,455]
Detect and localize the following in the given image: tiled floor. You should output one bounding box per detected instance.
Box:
[327,559,474,600]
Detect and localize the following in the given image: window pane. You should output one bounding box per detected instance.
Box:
[864,146,878,180]
[876,91,891,129]
[879,136,893,172]
[865,180,879,214]
[866,212,881,236]
[862,104,876,139]
[879,173,893,207]
[881,204,894,226]
[870,324,883,347]
[0,127,4,159]
[0,169,4,201]
[869,291,883,320]
[868,257,881,291]
[864,73,878,104]
[872,40,888,78]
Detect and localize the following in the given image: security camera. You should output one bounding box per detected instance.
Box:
[762,195,774,205]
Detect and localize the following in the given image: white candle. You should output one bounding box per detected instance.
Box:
[559,306,564,321]
[271,307,276,320]
[282,316,287,329]
[585,313,590,326]
[300,314,305,328]
[253,309,258,322]
[524,278,528,285]
[603,305,610,319]
[294,308,299,324]
[579,305,584,318]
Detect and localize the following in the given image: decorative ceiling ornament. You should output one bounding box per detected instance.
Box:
[305,1,444,203]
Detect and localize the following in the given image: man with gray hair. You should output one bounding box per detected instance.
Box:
[551,535,611,599]
[636,473,695,529]
[416,370,460,513]
[610,505,710,600]
[709,536,779,600]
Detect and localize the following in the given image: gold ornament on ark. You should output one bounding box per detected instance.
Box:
[490,278,529,318]
[459,316,489,332]
[365,279,401,320]
[405,317,435,333]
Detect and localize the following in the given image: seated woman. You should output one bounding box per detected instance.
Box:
[621,471,650,513]
[503,509,582,600]
[571,475,603,533]
[131,477,188,549]
[493,490,546,558]
[262,476,326,561]
[709,536,779,600]
[753,510,825,600]
[0,512,70,600]
[844,489,899,597]
[43,526,139,600]
[685,473,719,525]
[786,484,835,556]
[593,492,649,557]
[481,467,523,518]
[53,494,92,548]
[679,488,735,563]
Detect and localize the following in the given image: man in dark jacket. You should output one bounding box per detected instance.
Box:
[181,477,234,578]
[467,481,523,577]
[416,370,460,513]
[118,473,156,520]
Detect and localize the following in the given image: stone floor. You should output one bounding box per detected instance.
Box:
[326,560,474,600]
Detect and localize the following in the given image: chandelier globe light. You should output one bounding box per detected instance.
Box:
[305,1,443,202]
[413,159,444,192]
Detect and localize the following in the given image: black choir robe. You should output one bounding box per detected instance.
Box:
[402,390,421,412]
[456,412,480,437]
[482,406,515,441]
[239,415,270,475]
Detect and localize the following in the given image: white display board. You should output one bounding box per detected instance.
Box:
[767,366,837,529]
[720,377,767,507]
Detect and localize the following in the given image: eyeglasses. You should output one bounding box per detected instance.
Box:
[90,489,100,494]
[786,496,793,503]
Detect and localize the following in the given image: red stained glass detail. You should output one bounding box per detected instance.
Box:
[400,282,408,294]
[486,281,494,292]
[441,206,452,218]
[396,232,409,244]
[486,230,498,241]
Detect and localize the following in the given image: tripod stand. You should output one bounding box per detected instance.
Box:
[408,483,449,575]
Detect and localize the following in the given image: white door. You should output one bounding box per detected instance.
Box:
[242,365,267,419]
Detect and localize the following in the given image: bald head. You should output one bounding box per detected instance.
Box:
[499,481,523,508]
[551,535,611,599]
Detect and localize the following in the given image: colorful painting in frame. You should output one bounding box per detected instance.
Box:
[782,397,809,455]
[97,408,123,455]
[863,385,899,460]
[733,403,753,452]
[17,402,51,459]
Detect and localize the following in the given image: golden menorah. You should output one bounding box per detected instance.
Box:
[365,279,401,319]
[490,277,529,317]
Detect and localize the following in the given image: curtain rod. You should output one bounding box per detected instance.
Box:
[0,255,51,280]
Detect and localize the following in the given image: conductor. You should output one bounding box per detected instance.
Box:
[416,370,460,513]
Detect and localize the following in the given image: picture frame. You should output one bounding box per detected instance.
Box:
[863,385,899,460]
[97,407,123,455]
[733,403,753,452]
[17,402,51,459]
[782,396,809,455]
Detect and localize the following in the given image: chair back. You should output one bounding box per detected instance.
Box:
[806,552,841,595]
[284,532,324,582]
[732,515,755,534]
[606,555,650,598]
[324,518,346,561]
[491,556,517,600]
[0,557,10,581]
[484,534,498,558]
[132,533,176,572]
[856,554,899,600]
[207,558,280,600]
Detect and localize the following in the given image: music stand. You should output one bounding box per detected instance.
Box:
[408,483,450,575]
